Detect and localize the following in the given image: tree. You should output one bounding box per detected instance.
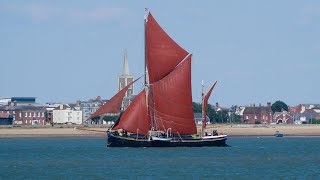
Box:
[231,114,242,124]
[271,101,288,113]
[192,102,202,113]
[192,102,228,123]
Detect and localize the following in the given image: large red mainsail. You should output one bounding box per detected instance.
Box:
[151,55,196,135]
[112,90,150,135]
[111,13,197,136]
[88,77,140,120]
[146,13,189,83]
[202,81,217,129]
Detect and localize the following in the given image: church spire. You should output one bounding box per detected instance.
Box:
[122,49,130,76]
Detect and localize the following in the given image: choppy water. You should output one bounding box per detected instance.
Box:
[1,137,320,179]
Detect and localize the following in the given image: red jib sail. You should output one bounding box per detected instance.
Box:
[112,90,150,135]
[202,81,217,129]
[88,77,140,120]
[146,13,189,83]
[151,55,196,135]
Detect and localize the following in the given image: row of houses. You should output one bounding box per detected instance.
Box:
[1,97,320,125]
[0,97,107,125]
[238,103,320,124]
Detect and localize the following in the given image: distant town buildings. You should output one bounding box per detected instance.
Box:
[80,96,107,124]
[0,97,46,125]
[273,111,293,124]
[52,104,82,124]
[194,112,211,125]
[242,103,273,124]
[288,104,320,124]
[1,97,320,126]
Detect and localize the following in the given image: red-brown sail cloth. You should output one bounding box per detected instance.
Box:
[202,81,217,129]
[88,77,140,120]
[151,55,196,135]
[146,13,189,83]
[112,90,150,135]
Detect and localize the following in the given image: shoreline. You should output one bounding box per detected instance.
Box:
[0,124,319,139]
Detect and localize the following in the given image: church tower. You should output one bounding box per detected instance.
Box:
[118,49,134,108]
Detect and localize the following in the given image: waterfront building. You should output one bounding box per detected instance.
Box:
[273,111,293,124]
[194,112,211,125]
[80,96,107,124]
[0,102,46,125]
[45,103,62,124]
[242,103,273,124]
[118,49,135,109]
[52,104,82,124]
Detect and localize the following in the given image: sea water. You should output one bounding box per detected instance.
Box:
[1,137,319,179]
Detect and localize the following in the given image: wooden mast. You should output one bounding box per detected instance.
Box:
[144,9,151,131]
[201,80,204,136]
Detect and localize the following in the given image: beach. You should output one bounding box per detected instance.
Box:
[0,126,106,139]
[209,124,320,136]
[0,124,319,138]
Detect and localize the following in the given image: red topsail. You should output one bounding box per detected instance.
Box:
[202,81,217,129]
[146,13,189,83]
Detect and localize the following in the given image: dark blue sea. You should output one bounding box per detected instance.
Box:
[1,137,319,180]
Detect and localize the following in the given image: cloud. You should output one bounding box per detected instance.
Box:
[6,3,127,23]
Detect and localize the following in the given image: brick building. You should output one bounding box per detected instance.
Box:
[0,103,46,125]
[242,103,273,124]
[273,111,293,124]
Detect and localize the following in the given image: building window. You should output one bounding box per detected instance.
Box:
[38,112,40,117]
[29,112,32,117]
[25,112,27,117]
[19,113,22,117]
[254,116,257,120]
[42,112,44,117]
[33,112,36,117]
[246,116,248,119]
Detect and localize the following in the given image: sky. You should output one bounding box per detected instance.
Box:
[0,1,319,107]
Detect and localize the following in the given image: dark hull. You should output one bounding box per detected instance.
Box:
[107,133,228,147]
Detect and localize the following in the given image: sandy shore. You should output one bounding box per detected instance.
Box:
[0,127,105,139]
[206,124,320,136]
[0,124,319,138]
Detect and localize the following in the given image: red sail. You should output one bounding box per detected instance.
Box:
[151,55,196,135]
[202,81,217,129]
[88,78,140,120]
[146,13,189,83]
[112,90,150,135]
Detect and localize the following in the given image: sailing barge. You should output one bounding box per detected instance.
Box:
[90,11,228,147]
